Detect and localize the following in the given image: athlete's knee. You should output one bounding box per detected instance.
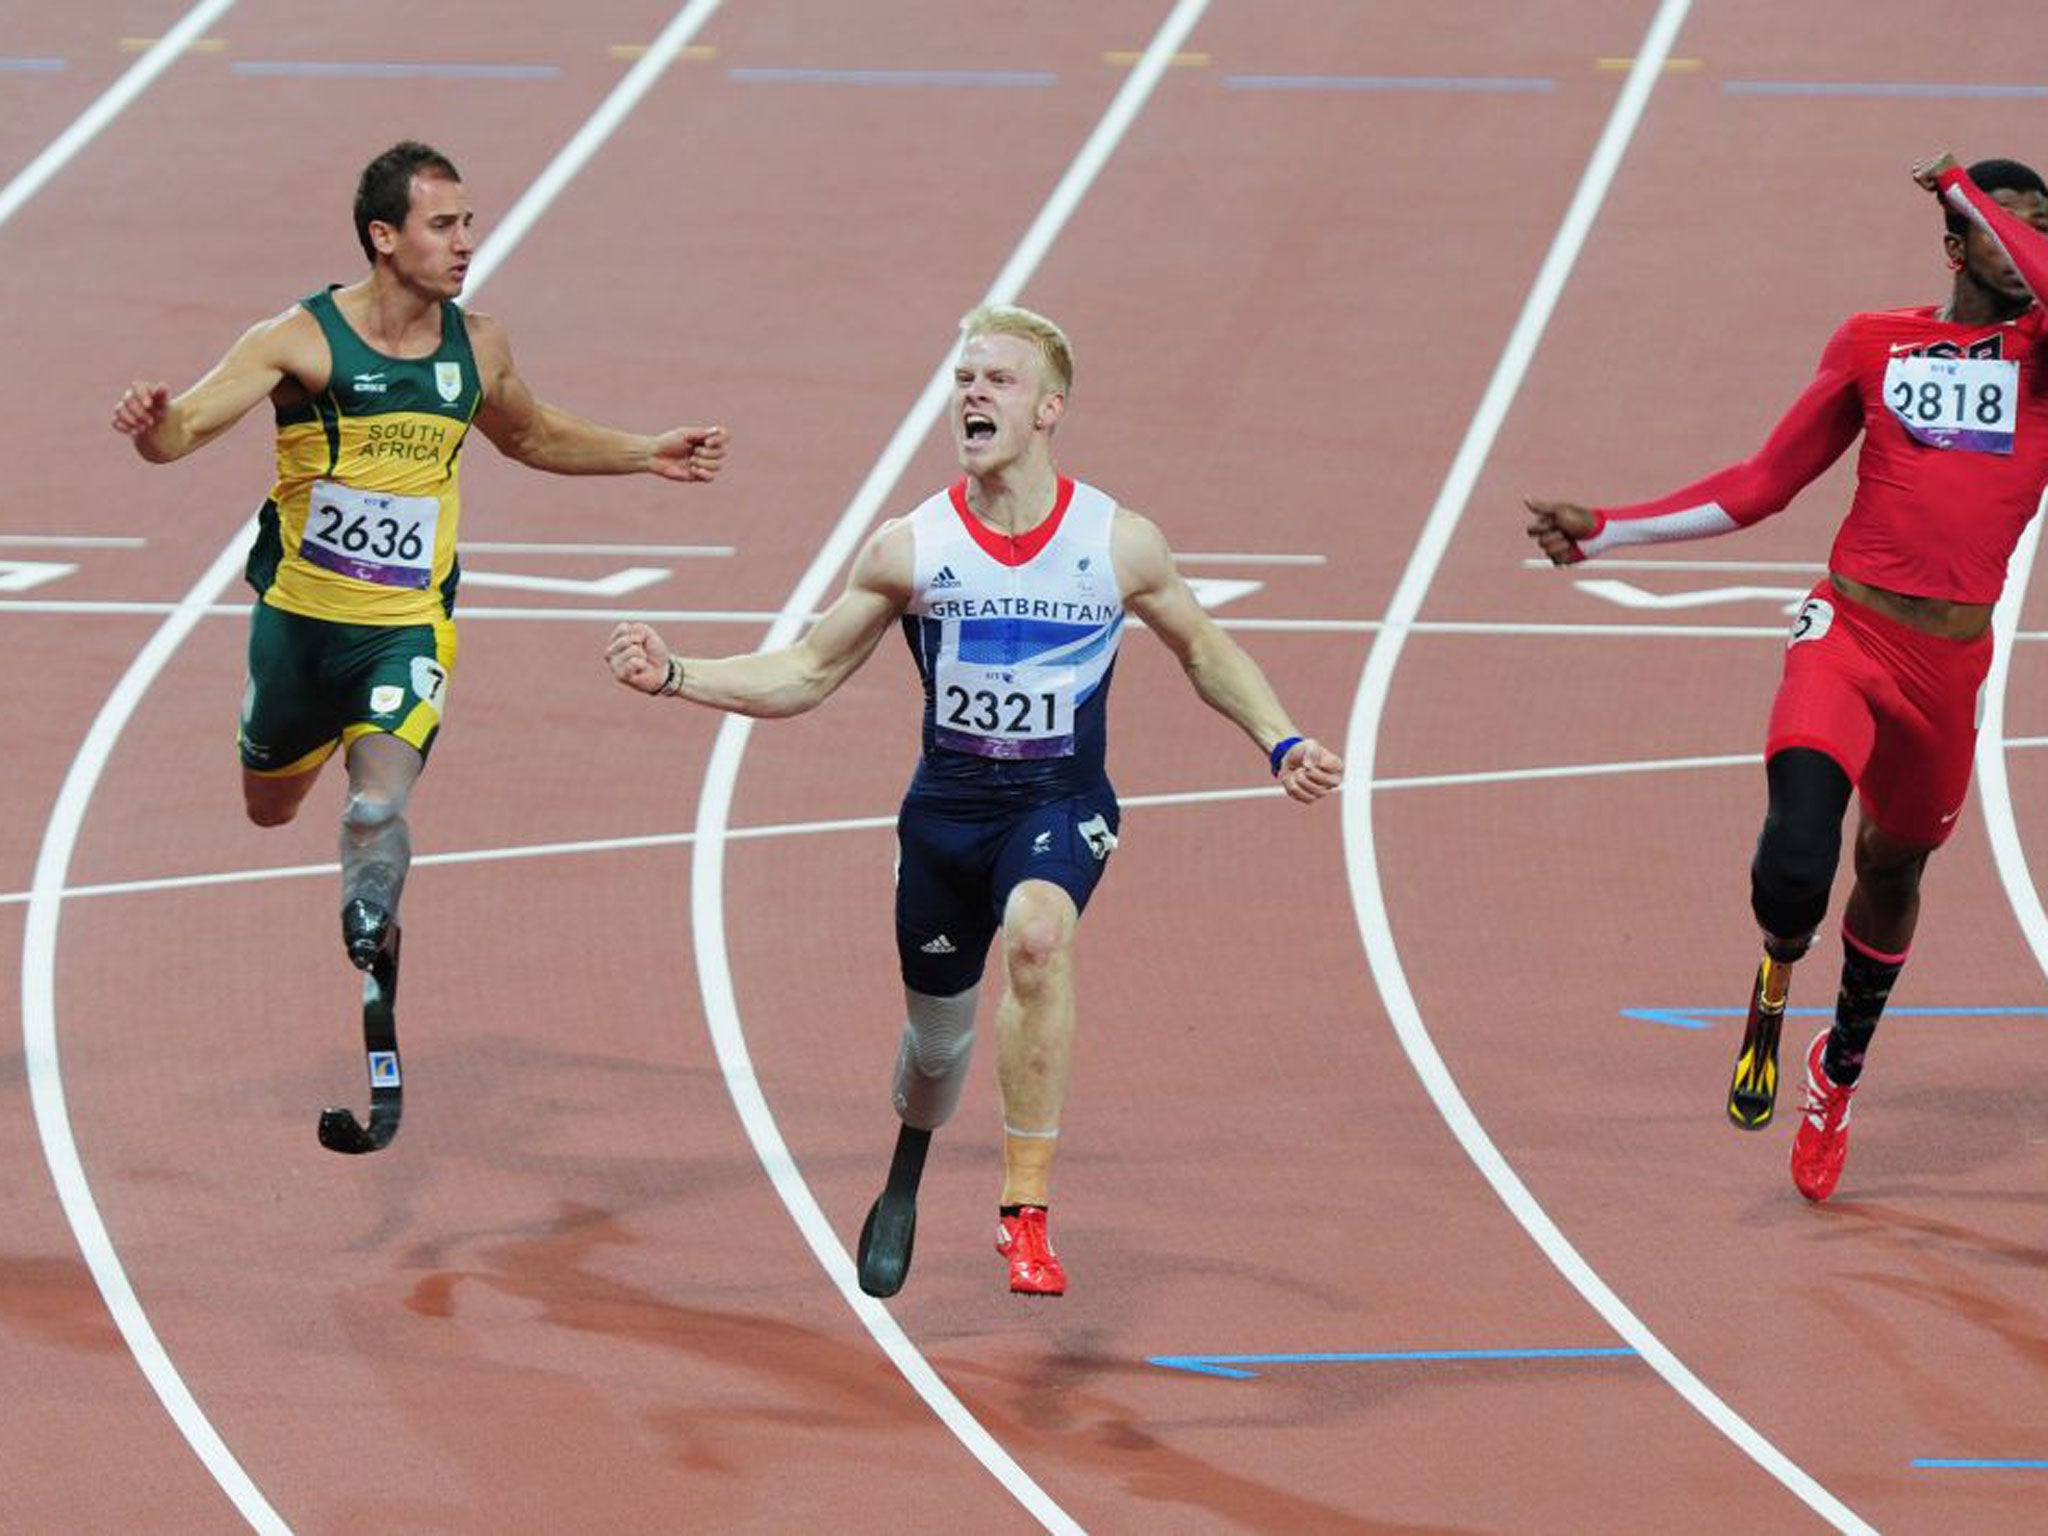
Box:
[1750,748,1851,938]
[893,985,980,1130]
[243,774,308,828]
[1003,895,1074,975]
[1750,821,1838,941]
[1853,820,1931,882]
[1753,809,1840,899]
[341,789,408,839]
[245,798,297,829]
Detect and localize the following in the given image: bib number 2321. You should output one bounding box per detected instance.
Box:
[934,659,1077,760]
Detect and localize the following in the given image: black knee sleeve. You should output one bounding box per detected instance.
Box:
[1749,748,1852,943]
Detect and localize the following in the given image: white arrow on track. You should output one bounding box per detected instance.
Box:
[459,565,668,596]
[1184,576,1263,610]
[1574,577,1807,612]
[0,560,77,593]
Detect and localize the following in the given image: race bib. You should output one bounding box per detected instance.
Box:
[1788,595,1834,646]
[1883,354,2018,454]
[933,656,1077,759]
[302,479,439,589]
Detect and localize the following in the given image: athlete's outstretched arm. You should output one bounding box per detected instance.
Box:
[468,312,727,482]
[1524,327,1864,565]
[111,306,322,463]
[608,520,912,717]
[1924,154,2048,301]
[1114,508,1342,804]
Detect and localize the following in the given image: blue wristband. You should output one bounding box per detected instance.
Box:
[1268,735,1303,776]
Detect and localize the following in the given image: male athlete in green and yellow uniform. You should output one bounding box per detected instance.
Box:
[113,141,726,987]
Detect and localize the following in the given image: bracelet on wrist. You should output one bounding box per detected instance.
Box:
[658,655,685,697]
[1268,735,1303,776]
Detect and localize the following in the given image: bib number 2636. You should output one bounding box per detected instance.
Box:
[303,479,439,590]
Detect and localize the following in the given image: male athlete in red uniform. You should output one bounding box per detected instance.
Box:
[1526,152,2048,1201]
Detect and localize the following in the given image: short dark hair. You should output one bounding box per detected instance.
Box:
[1945,157,2047,236]
[353,141,461,262]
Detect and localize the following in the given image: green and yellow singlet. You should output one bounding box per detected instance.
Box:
[246,287,483,625]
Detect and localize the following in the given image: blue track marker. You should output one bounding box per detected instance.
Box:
[1624,1004,2048,1032]
[1913,1458,2048,1470]
[1,58,67,72]
[1150,1347,1637,1380]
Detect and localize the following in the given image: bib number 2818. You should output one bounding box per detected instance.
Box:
[1883,354,2018,455]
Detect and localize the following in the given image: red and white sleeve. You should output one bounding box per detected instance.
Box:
[1937,163,2048,303]
[1579,323,1864,558]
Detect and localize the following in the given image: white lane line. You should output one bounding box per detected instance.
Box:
[1522,557,1828,572]
[21,5,723,1531]
[0,596,1793,636]
[685,4,1211,1531]
[460,541,733,556]
[0,743,1784,911]
[11,6,271,1530]
[0,0,235,232]
[0,535,149,548]
[1975,507,2048,983]
[1174,551,1327,565]
[1337,2,1875,1531]
[472,0,724,287]
[25,549,284,1536]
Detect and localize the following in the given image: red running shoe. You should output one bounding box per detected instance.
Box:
[995,1206,1065,1296]
[1790,1031,1857,1202]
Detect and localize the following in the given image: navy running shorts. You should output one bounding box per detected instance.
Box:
[894,791,1120,995]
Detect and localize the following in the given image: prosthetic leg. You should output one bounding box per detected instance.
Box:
[857,986,978,1297]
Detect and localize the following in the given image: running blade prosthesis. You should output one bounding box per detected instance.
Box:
[856,1188,917,1298]
[319,926,402,1154]
[1727,954,1789,1130]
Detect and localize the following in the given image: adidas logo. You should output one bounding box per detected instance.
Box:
[930,564,962,590]
[919,934,956,954]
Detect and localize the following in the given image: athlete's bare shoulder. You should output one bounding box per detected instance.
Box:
[458,307,516,393]
[852,516,916,602]
[247,301,332,396]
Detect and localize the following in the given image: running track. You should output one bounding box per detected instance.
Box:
[5,2,2048,1531]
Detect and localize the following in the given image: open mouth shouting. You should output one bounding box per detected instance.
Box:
[961,411,998,446]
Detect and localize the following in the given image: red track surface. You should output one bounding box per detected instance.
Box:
[7,3,2048,1531]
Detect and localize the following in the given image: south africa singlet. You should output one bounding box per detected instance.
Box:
[246,287,483,625]
[899,477,1125,811]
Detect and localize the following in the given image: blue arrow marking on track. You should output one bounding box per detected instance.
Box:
[1149,1347,1638,1381]
[1623,1005,2048,1031]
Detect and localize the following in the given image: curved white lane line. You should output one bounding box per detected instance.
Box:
[1975,508,2048,972]
[12,7,269,1527]
[25,531,281,1531]
[685,3,1210,1530]
[21,6,722,1529]
[1336,2,1874,1531]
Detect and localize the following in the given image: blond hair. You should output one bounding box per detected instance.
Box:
[958,303,1074,396]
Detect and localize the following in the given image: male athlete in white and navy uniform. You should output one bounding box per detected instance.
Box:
[608,304,1343,1297]
[896,476,1126,997]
